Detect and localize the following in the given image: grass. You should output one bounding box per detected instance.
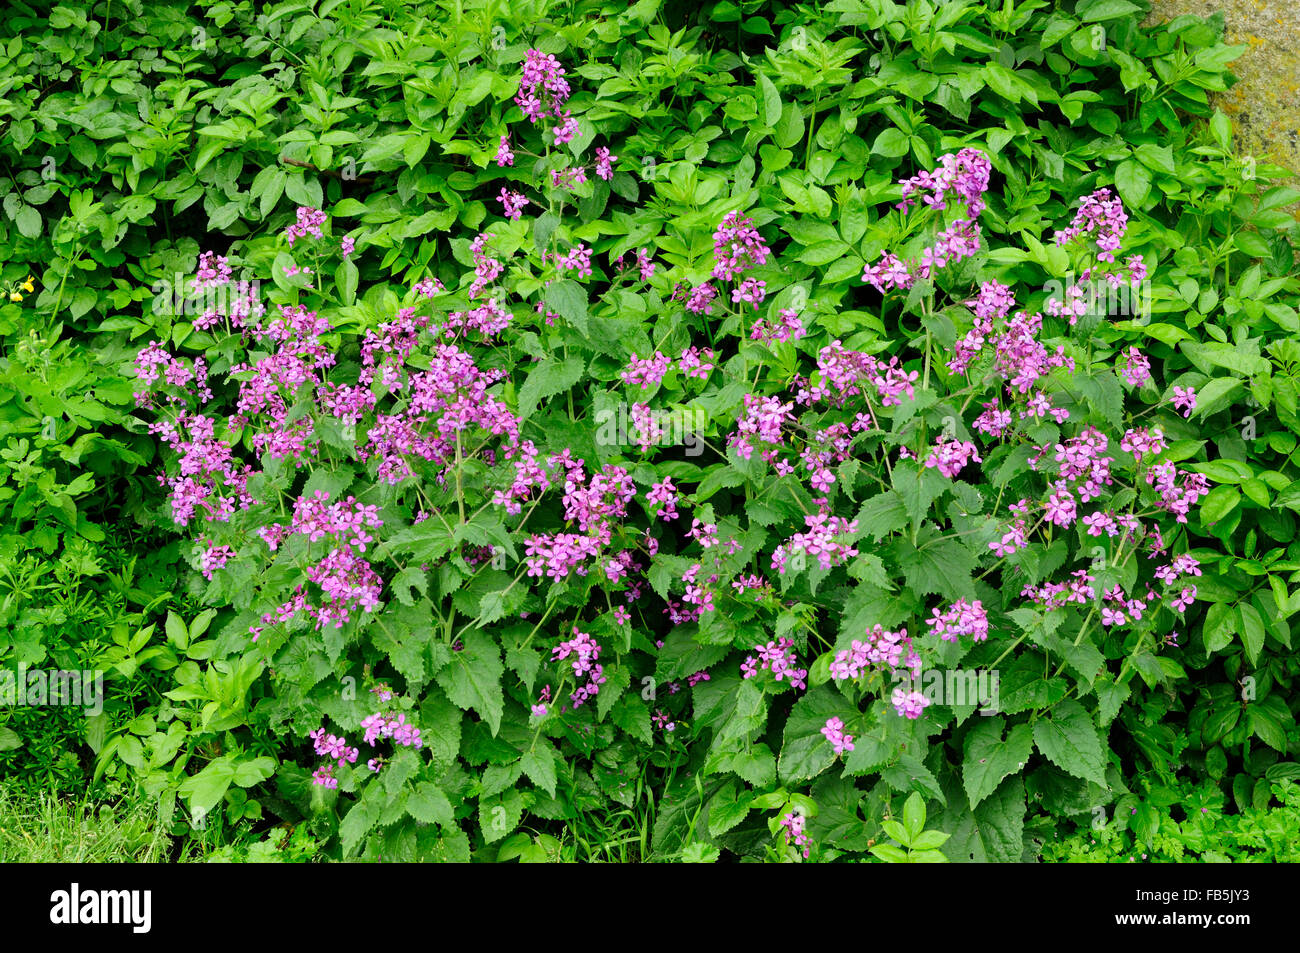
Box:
[0,784,197,862]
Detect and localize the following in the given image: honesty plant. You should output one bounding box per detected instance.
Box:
[130,47,1223,863]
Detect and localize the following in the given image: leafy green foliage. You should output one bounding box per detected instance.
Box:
[0,0,1297,864]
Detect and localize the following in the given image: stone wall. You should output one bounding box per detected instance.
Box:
[1144,0,1299,214]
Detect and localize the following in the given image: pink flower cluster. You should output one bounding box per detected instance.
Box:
[552,243,593,278]
[551,627,607,709]
[309,728,359,787]
[711,210,772,281]
[891,687,931,720]
[193,250,232,291]
[646,477,680,521]
[925,599,989,642]
[801,341,919,409]
[821,716,855,755]
[1170,386,1197,418]
[780,811,810,858]
[517,48,574,135]
[265,491,383,552]
[620,348,715,389]
[1119,426,1167,463]
[771,512,860,574]
[198,543,235,580]
[360,712,423,748]
[829,625,920,681]
[896,147,992,218]
[863,149,992,291]
[732,277,767,308]
[729,392,796,460]
[504,449,642,582]
[741,637,808,690]
[924,435,982,479]
[498,188,529,220]
[284,206,327,247]
[623,247,656,281]
[751,307,806,344]
[1144,460,1210,524]
[359,343,520,485]
[143,411,253,527]
[621,351,672,388]
[1052,187,1128,262]
[1117,346,1152,387]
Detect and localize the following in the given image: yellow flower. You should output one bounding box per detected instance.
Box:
[8,292,22,302]
[20,276,34,293]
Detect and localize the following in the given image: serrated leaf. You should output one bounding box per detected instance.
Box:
[706,782,753,836]
[544,279,588,336]
[435,630,504,734]
[520,744,559,797]
[963,718,1034,809]
[856,491,908,542]
[777,684,844,783]
[940,774,1026,862]
[407,782,455,827]
[1032,699,1108,787]
[517,354,585,422]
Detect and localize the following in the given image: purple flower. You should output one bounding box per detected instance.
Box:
[1171,386,1197,418]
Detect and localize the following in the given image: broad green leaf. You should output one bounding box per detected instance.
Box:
[939,774,1026,863]
[435,630,504,734]
[517,354,585,421]
[1032,699,1108,787]
[963,718,1034,809]
[407,782,455,827]
[544,280,589,336]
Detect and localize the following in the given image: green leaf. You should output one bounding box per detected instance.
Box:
[1032,699,1108,787]
[892,459,948,531]
[1191,377,1243,419]
[232,756,275,786]
[435,630,504,734]
[681,842,721,863]
[869,843,911,863]
[1249,705,1288,752]
[1238,603,1266,665]
[1078,0,1143,22]
[544,280,589,336]
[777,684,843,783]
[706,782,753,836]
[339,788,384,856]
[856,491,908,542]
[15,205,41,239]
[519,744,559,798]
[336,259,359,306]
[894,537,976,599]
[1198,485,1241,526]
[1203,602,1239,653]
[1071,370,1124,432]
[963,718,1034,809]
[517,354,584,422]
[165,611,189,650]
[178,756,236,816]
[939,774,1026,863]
[871,128,910,158]
[407,782,455,827]
[774,103,804,149]
[756,74,782,127]
[390,567,428,607]
[902,790,926,843]
[1114,158,1151,207]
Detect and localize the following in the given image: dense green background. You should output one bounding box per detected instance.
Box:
[1,0,1297,861]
